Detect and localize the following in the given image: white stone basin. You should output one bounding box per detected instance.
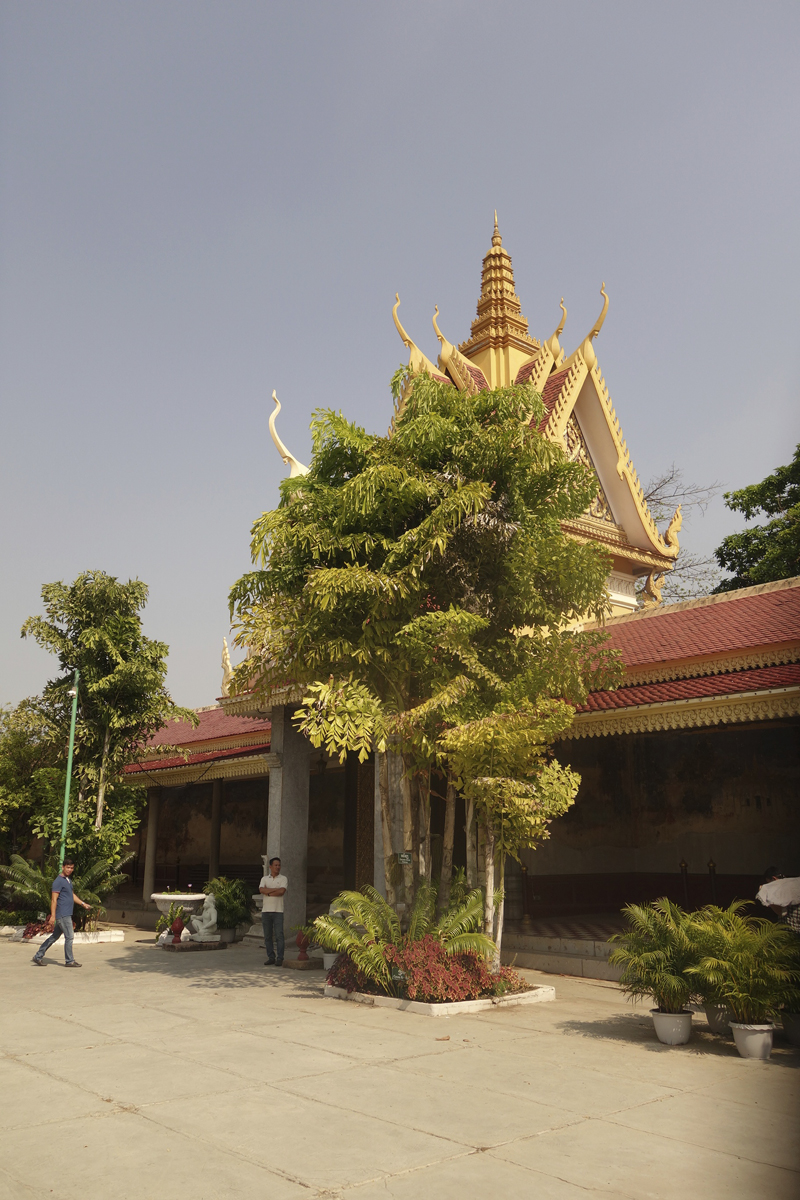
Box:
[151,893,205,916]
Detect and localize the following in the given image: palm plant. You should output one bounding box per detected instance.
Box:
[609,898,699,1014]
[203,876,251,930]
[687,905,800,1024]
[0,852,130,914]
[308,882,495,996]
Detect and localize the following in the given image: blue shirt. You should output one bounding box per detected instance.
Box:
[52,874,74,919]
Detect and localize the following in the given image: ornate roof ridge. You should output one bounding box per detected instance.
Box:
[621,640,800,685]
[593,574,800,628]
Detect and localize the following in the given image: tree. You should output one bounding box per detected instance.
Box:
[0,699,63,859]
[713,445,800,592]
[21,571,195,829]
[640,465,722,602]
[231,372,621,927]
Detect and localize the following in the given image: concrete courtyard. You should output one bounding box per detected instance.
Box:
[1,936,798,1200]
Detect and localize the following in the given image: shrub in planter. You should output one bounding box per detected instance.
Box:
[687,907,800,1059]
[155,902,187,940]
[203,876,251,931]
[609,899,698,1044]
[0,910,39,927]
[312,882,496,999]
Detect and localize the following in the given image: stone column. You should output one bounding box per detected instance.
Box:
[209,779,223,881]
[373,752,386,898]
[141,787,161,904]
[266,706,310,939]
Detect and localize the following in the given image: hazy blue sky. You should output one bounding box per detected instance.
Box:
[2,1,799,709]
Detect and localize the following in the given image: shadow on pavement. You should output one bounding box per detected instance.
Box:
[556,1012,800,1065]
[102,942,324,995]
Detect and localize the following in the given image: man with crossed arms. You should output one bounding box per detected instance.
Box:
[259,856,287,966]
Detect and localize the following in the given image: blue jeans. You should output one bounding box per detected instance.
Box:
[261,912,284,962]
[34,916,75,964]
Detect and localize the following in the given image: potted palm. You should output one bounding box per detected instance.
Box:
[609,899,698,1045]
[687,903,749,1035]
[203,877,251,942]
[688,909,800,1060]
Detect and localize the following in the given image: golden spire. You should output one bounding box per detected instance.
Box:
[458,214,539,387]
[268,391,310,478]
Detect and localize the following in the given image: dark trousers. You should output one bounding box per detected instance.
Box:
[261,911,284,962]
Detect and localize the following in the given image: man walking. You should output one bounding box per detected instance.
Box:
[32,858,91,968]
[259,856,287,966]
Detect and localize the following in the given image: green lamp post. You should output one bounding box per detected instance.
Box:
[59,669,80,869]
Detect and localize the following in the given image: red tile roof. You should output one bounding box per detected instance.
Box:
[582,662,800,712]
[146,707,272,748]
[125,742,270,775]
[604,582,800,668]
[533,368,569,431]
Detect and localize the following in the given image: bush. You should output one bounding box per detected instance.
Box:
[327,940,527,1003]
[327,953,381,995]
[609,898,699,1014]
[203,877,251,929]
[155,902,187,939]
[0,909,39,926]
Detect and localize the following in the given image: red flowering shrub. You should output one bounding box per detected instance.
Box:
[384,936,526,1003]
[326,953,381,994]
[23,921,48,939]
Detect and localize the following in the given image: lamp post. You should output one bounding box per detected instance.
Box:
[59,669,80,869]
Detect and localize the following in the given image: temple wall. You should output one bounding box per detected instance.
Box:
[520,720,800,910]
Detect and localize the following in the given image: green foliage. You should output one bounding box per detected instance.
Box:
[155,901,188,939]
[687,903,800,1023]
[714,444,800,591]
[308,883,495,996]
[203,876,251,929]
[0,909,40,926]
[29,781,145,870]
[0,853,130,914]
[21,570,196,828]
[0,699,64,858]
[609,899,700,1014]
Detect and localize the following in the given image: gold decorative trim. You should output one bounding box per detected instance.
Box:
[623,642,800,686]
[561,518,674,572]
[220,683,305,718]
[140,731,271,759]
[596,573,800,628]
[138,753,272,788]
[562,687,800,739]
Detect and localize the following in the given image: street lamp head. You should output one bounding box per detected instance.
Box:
[68,688,77,698]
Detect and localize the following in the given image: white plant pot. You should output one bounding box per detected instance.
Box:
[704,1003,733,1035]
[323,952,338,972]
[781,1012,800,1047]
[218,928,235,944]
[651,1009,693,1045]
[730,1022,774,1060]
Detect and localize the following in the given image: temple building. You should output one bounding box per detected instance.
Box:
[120,221,800,960]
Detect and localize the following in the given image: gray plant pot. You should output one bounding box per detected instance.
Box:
[218,927,235,943]
[704,1003,733,1035]
[781,1012,800,1047]
[730,1022,774,1060]
[651,1009,692,1045]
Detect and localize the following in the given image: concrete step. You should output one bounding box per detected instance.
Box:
[501,932,622,981]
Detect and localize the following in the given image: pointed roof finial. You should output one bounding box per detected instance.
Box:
[268,390,310,478]
[492,210,502,247]
[589,282,609,342]
[221,637,234,697]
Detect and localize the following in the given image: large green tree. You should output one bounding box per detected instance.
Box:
[714,445,800,591]
[21,571,195,829]
[231,372,621,929]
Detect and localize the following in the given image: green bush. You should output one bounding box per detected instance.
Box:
[0,909,40,926]
[609,899,699,1014]
[155,901,187,939]
[203,876,251,930]
[308,882,495,998]
[0,853,130,912]
[687,904,800,1024]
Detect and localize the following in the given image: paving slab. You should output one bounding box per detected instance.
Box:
[1,938,797,1200]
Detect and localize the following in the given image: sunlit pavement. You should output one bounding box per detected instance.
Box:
[1,936,798,1200]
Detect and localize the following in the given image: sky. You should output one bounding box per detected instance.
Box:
[2,1,799,710]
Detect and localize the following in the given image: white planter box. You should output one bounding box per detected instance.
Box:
[12,929,125,944]
[324,983,555,1017]
[0,925,24,937]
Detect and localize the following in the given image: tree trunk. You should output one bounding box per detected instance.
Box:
[377,751,397,907]
[492,855,505,973]
[482,821,495,938]
[438,776,457,914]
[94,727,111,829]
[420,769,432,884]
[465,797,477,889]
[399,751,415,911]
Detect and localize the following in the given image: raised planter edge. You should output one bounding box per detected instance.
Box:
[323,983,556,1016]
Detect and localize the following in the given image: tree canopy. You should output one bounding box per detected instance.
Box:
[714,445,800,592]
[230,372,622,929]
[20,571,194,831]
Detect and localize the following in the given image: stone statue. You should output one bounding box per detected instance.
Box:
[187,893,221,942]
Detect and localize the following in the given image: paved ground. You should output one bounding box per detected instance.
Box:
[1,936,798,1200]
